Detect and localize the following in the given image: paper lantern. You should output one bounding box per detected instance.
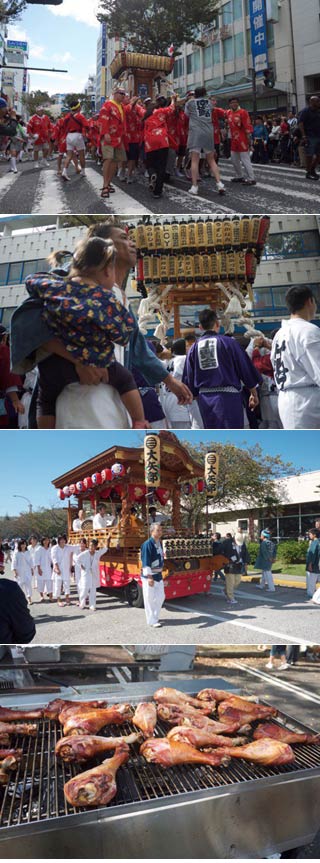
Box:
[205,452,219,496]
[69,484,76,495]
[63,485,70,497]
[111,462,125,477]
[101,468,112,482]
[83,477,93,490]
[197,480,205,493]
[144,433,160,487]
[76,481,84,493]
[99,488,112,500]
[58,489,65,500]
[91,472,102,485]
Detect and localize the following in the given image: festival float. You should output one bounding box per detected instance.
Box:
[52,432,227,607]
[127,215,271,339]
[110,50,174,99]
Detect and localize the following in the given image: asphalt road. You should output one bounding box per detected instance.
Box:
[8,573,318,646]
[1,156,319,214]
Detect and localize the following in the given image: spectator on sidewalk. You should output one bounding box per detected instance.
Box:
[306,527,320,599]
[254,529,277,591]
[0,579,36,643]
[266,645,289,671]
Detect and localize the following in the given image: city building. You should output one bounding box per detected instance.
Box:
[84,74,96,112]
[211,469,320,541]
[0,215,319,332]
[0,22,8,95]
[96,21,126,105]
[173,0,300,114]
[4,39,29,115]
[290,0,320,109]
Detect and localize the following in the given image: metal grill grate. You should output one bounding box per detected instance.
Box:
[0,711,320,829]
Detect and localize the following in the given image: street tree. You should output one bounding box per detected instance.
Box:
[21,89,54,116]
[178,441,295,533]
[0,506,68,541]
[98,0,220,55]
[0,1,27,23]
[63,93,94,115]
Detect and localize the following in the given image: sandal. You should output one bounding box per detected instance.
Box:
[108,184,116,193]
[101,187,109,198]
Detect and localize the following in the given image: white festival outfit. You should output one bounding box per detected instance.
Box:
[34,545,53,595]
[73,547,108,610]
[92,513,115,529]
[159,356,192,428]
[51,544,73,599]
[271,318,320,429]
[142,539,165,626]
[11,550,33,599]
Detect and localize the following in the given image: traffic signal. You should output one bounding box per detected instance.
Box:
[263,68,275,88]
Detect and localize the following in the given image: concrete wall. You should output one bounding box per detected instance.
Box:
[291,0,320,110]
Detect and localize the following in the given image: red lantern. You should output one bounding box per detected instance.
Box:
[83,477,93,490]
[128,484,147,502]
[58,489,65,500]
[76,481,84,492]
[155,487,170,506]
[91,472,102,485]
[197,480,205,493]
[69,484,76,495]
[63,485,70,497]
[101,468,112,482]
[99,488,112,500]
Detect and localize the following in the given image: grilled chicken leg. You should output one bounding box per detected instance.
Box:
[167,726,248,748]
[154,688,213,712]
[0,748,23,770]
[44,699,108,721]
[156,702,216,726]
[140,737,230,768]
[133,702,157,738]
[0,706,43,721]
[253,723,320,745]
[197,689,256,705]
[0,721,37,737]
[218,695,277,721]
[181,713,251,735]
[56,733,141,763]
[213,738,295,766]
[64,745,129,807]
[63,704,134,737]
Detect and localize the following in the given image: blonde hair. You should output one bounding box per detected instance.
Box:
[69,236,116,278]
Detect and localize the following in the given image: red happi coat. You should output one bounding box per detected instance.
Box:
[98,99,126,148]
[225,108,253,152]
[212,107,226,146]
[123,103,143,148]
[137,103,175,153]
[52,118,67,154]
[27,114,52,145]
[177,110,189,147]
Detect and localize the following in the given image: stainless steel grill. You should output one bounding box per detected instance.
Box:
[0,688,320,858]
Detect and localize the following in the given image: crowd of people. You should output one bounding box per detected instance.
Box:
[1,89,319,198]
[1,214,319,430]
[1,515,319,636]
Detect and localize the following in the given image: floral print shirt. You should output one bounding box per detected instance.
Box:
[25,275,135,367]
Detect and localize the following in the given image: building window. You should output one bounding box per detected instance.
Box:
[222,1,232,24]
[213,41,221,64]
[233,0,243,20]
[238,519,248,530]
[186,54,193,74]
[193,50,200,73]
[223,36,234,62]
[0,263,8,286]
[7,262,23,284]
[174,57,184,78]
[263,230,320,260]
[234,31,244,57]
[204,45,212,68]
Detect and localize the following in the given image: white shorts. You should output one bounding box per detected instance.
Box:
[66,132,85,152]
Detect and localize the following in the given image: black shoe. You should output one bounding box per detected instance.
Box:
[243,179,257,185]
[306,171,319,181]
[230,177,244,183]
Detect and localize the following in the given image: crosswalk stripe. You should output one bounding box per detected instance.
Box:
[84,167,153,215]
[32,168,69,214]
[0,170,20,197]
[163,183,236,213]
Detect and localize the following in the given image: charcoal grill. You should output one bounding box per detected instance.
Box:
[0,682,319,858]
